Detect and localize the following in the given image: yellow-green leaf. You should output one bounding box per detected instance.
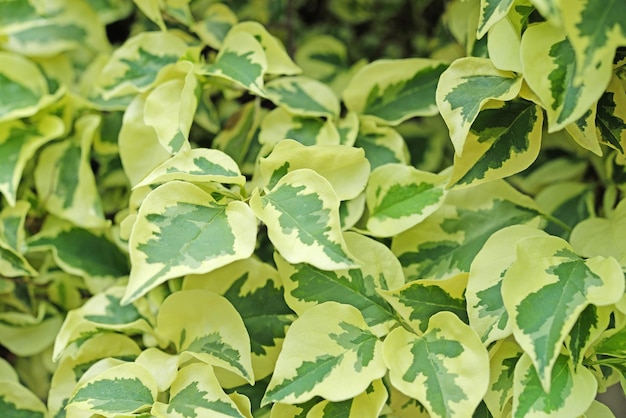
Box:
[477,0,515,39]
[191,3,238,49]
[0,380,48,418]
[306,380,388,418]
[265,76,339,118]
[353,120,409,170]
[259,107,341,148]
[483,340,523,417]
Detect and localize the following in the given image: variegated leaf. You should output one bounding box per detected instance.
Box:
[520,22,607,132]
[294,34,349,83]
[124,181,257,303]
[151,363,249,418]
[436,57,522,155]
[259,107,340,148]
[567,305,612,367]
[201,30,267,96]
[535,182,594,240]
[191,3,238,49]
[143,61,198,154]
[136,148,246,189]
[183,258,295,380]
[263,302,386,405]
[132,0,165,29]
[86,0,134,24]
[155,289,254,383]
[365,163,448,237]
[448,99,543,188]
[343,59,447,125]
[0,238,37,277]
[249,169,358,270]
[596,74,626,153]
[353,120,409,170]
[565,107,602,155]
[477,0,515,39]
[275,231,404,337]
[259,139,370,200]
[35,114,108,229]
[214,101,261,166]
[483,340,523,418]
[467,225,548,345]
[379,273,468,334]
[502,235,624,391]
[384,385,431,418]
[383,311,490,418]
[393,180,540,281]
[68,362,158,415]
[594,321,626,358]
[265,76,339,118]
[93,31,187,100]
[512,353,596,417]
[0,303,63,357]
[306,380,388,418]
[0,380,48,418]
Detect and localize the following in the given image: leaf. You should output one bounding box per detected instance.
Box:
[135,147,246,189]
[512,353,597,418]
[265,76,340,118]
[383,311,490,418]
[567,304,611,367]
[520,22,607,132]
[143,61,198,154]
[596,74,626,153]
[183,258,295,380]
[0,237,37,277]
[249,169,358,270]
[155,289,254,383]
[448,99,543,188]
[477,0,515,38]
[93,31,187,100]
[191,3,238,49]
[0,380,48,418]
[483,340,523,417]
[69,362,158,415]
[259,107,341,148]
[35,114,108,229]
[393,180,540,281]
[353,121,409,170]
[275,232,404,337]
[151,363,248,418]
[259,139,370,200]
[466,225,548,345]
[343,58,448,125]
[263,302,386,405]
[306,380,388,418]
[214,101,261,166]
[565,106,602,155]
[502,235,624,391]
[124,181,257,303]
[436,57,522,156]
[535,182,594,240]
[0,303,63,356]
[365,163,448,237]
[201,30,267,96]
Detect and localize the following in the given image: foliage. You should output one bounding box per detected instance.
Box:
[1,0,626,417]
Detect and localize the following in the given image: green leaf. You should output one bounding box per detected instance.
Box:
[477,0,515,38]
[483,340,523,417]
[124,181,257,304]
[535,182,595,240]
[343,58,448,125]
[250,169,358,270]
[383,312,489,418]
[191,3,238,49]
[305,380,388,418]
[275,232,404,337]
[263,302,386,405]
[436,57,522,155]
[393,180,540,281]
[0,380,47,418]
[265,76,340,118]
[502,235,624,391]
[467,225,548,345]
[155,289,254,383]
[448,100,543,188]
[365,163,448,237]
[214,101,261,166]
[512,353,597,417]
[520,22,607,132]
[69,362,157,415]
[353,121,409,170]
[259,139,370,200]
[259,107,341,149]
[596,75,626,153]
[0,52,51,122]
[567,304,611,366]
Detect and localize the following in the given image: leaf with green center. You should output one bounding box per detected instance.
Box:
[124,181,257,304]
[467,225,548,345]
[191,3,238,49]
[263,302,386,405]
[259,139,370,200]
[143,61,198,154]
[35,114,108,229]
[535,182,594,240]
[593,323,626,358]
[0,240,36,277]
[596,75,626,153]
[483,340,523,417]
[502,235,624,391]
[183,258,295,380]
[561,0,626,87]
[265,76,339,118]
[0,381,47,418]
[305,380,388,418]
[259,107,341,149]
[379,274,468,334]
[275,231,404,337]
[477,0,515,38]
[436,57,522,155]
[151,363,248,418]
[343,58,447,126]
[353,121,409,170]
[383,312,489,418]
[448,99,543,188]
[68,362,157,415]
[567,304,611,367]
[249,169,358,270]
[94,32,187,99]
[156,289,254,383]
[214,101,260,166]
[201,31,267,96]
[512,353,597,418]
[0,200,29,250]
[520,22,608,132]
[393,180,540,281]
[365,163,448,237]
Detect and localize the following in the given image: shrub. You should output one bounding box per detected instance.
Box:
[1,0,626,417]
